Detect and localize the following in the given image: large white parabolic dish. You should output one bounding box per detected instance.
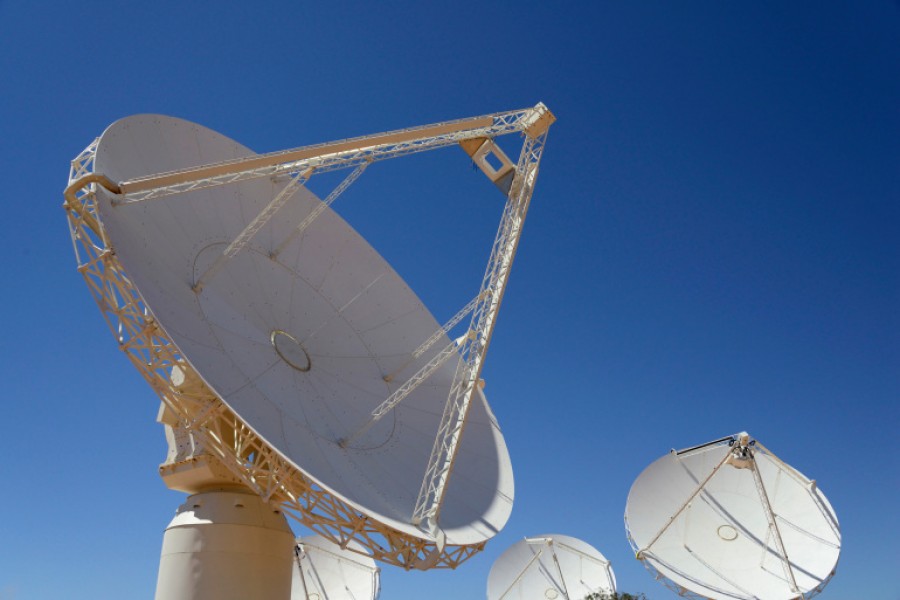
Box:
[486,534,616,600]
[90,115,514,549]
[625,433,841,600]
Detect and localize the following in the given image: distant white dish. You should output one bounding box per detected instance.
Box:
[625,432,841,600]
[292,535,379,600]
[487,534,616,600]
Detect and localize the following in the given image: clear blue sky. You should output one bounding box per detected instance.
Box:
[1,1,897,599]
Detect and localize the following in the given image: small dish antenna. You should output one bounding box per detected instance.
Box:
[63,104,555,585]
[486,534,616,600]
[625,432,841,600]
[293,535,380,600]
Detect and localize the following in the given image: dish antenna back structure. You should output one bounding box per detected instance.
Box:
[292,535,380,600]
[487,535,616,600]
[64,103,555,597]
[625,432,841,600]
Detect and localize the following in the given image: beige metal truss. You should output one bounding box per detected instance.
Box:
[412,122,552,534]
[113,107,545,203]
[63,105,554,570]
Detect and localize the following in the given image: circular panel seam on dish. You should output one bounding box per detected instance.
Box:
[272,329,312,372]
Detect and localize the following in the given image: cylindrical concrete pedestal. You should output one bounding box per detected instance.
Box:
[156,490,295,600]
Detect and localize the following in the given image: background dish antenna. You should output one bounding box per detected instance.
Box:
[486,534,616,600]
[63,104,554,580]
[625,432,841,600]
[293,535,380,600]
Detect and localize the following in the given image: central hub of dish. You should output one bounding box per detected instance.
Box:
[271,330,311,372]
[717,524,739,541]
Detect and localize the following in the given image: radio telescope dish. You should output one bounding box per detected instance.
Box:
[625,432,841,600]
[64,105,555,571]
[486,535,616,600]
[292,535,380,600]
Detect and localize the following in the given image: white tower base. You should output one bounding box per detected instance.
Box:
[155,489,295,600]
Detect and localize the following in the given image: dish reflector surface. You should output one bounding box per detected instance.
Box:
[625,433,841,600]
[486,534,616,600]
[92,114,513,545]
[292,535,379,600]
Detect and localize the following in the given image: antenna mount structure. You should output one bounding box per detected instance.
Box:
[64,103,555,572]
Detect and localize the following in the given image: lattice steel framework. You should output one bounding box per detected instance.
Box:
[114,107,544,203]
[63,104,555,570]
[412,126,549,534]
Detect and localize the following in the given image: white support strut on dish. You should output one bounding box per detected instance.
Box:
[339,335,464,449]
[112,106,549,203]
[294,546,313,600]
[639,444,735,556]
[412,115,552,536]
[382,291,484,384]
[754,440,841,542]
[499,538,570,600]
[192,168,313,293]
[547,539,572,600]
[340,288,488,447]
[498,541,548,599]
[490,535,615,600]
[748,448,803,596]
[271,161,369,259]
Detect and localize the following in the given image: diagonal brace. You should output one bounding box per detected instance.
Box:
[192,169,312,292]
[271,161,369,260]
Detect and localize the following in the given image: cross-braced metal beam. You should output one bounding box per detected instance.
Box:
[114,106,549,203]
[271,161,369,259]
[193,168,313,292]
[412,117,553,531]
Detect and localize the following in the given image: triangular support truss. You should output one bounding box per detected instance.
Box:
[63,103,555,570]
